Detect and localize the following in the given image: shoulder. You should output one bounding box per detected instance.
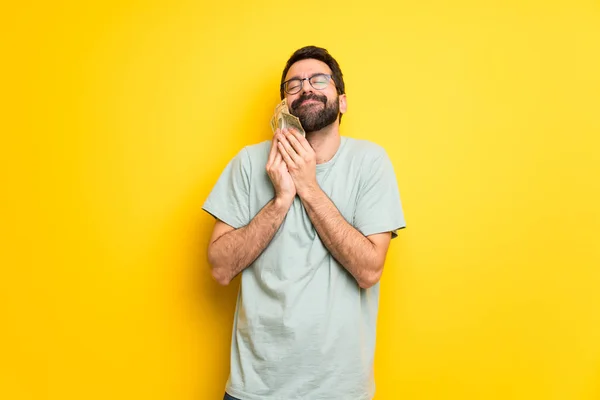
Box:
[341,137,389,163]
[339,137,397,183]
[240,140,271,162]
[227,140,271,169]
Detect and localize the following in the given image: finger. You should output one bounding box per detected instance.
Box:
[278,131,302,163]
[275,151,289,171]
[285,129,306,156]
[289,128,312,153]
[267,131,280,166]
[277,140,295,167]
[273,148,282,166]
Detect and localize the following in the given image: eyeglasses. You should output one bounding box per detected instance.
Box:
[281,73,335,95]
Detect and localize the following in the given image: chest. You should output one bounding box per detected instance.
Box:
[249,165,362,229]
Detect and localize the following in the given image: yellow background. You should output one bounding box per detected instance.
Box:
[2,0,599,399]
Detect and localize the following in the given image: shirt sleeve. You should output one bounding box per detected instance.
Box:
[353,149,406,238]
[202,147,251,229]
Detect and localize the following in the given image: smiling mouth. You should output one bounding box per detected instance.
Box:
[299,99,322,106]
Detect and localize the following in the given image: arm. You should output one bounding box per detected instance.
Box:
[276,129,392,289]
[300,187,391,288]
[207,132,296,285]
[208,197,292,285]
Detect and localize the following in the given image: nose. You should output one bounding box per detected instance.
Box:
[299,78,314,94]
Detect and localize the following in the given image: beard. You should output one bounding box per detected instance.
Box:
[290,93,339,133]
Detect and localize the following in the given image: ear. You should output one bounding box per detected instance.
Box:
[338,94,347,114]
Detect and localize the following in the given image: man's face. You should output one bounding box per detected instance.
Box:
[283,59,346,133]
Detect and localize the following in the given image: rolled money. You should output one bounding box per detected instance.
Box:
[270,99,305,137]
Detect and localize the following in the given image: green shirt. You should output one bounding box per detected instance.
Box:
[203,137,406,400]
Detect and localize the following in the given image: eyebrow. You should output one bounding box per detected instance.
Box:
[285,72,329,81]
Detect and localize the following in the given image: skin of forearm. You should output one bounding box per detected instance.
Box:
[208,197,291,285]
[300,187,385,289]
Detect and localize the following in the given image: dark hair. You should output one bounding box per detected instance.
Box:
[280,45,346,101]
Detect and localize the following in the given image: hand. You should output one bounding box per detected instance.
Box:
[266,129,296,205]
[276,128,318,198]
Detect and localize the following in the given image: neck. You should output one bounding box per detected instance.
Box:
[305,122,341,164]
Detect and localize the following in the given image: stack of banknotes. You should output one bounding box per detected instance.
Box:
[270,99,305,137]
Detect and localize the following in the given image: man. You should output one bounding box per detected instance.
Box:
[203,46,406,400]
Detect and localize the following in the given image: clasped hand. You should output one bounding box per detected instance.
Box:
[265,128,317,202]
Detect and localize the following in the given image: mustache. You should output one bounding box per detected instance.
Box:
[291,93,327,110]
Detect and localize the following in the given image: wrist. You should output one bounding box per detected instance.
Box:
[297,182,321,201]
[273,194,294,210]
